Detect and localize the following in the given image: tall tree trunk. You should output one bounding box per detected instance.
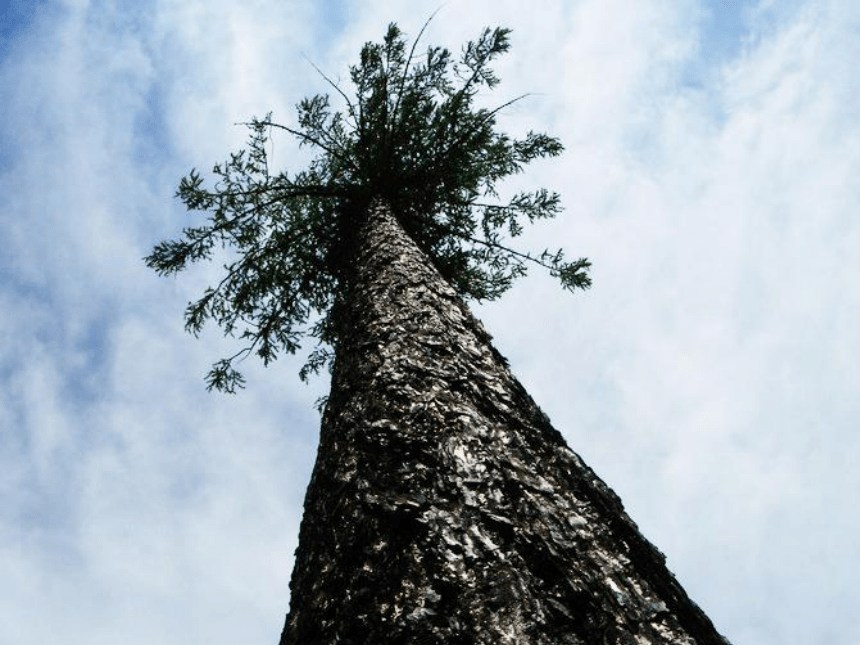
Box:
[280,200,729,645]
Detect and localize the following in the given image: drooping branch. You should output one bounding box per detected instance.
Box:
[462,233,592,291]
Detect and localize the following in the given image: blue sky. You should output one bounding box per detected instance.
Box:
[1,1,858,643]
[0,0,40,59]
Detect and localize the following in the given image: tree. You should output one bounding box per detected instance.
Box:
[146,20,730,645]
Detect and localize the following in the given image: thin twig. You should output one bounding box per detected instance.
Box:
[302,55,360,129]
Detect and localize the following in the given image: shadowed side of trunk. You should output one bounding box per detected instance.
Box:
[280,200,729,645]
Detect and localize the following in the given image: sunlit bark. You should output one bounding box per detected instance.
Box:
[280,200,728,645]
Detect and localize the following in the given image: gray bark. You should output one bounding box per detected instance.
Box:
[280,200,729,645]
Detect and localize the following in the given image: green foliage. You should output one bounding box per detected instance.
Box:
[145,19,591,393]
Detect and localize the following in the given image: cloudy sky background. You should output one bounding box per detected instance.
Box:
[1,0,858,643]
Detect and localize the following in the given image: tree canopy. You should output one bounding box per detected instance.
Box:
[145,20,591,393]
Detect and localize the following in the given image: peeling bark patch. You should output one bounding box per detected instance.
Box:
[280,202,729,645]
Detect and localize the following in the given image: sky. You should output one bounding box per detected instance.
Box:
[0,1,858,643]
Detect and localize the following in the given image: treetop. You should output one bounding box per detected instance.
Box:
[145,18,591,393]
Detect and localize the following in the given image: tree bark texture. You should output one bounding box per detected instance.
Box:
[280,201,729,645]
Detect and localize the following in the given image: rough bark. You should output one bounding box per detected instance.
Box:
[280,200,729,645]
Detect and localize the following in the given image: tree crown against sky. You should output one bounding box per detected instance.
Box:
[145,20,592,394]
